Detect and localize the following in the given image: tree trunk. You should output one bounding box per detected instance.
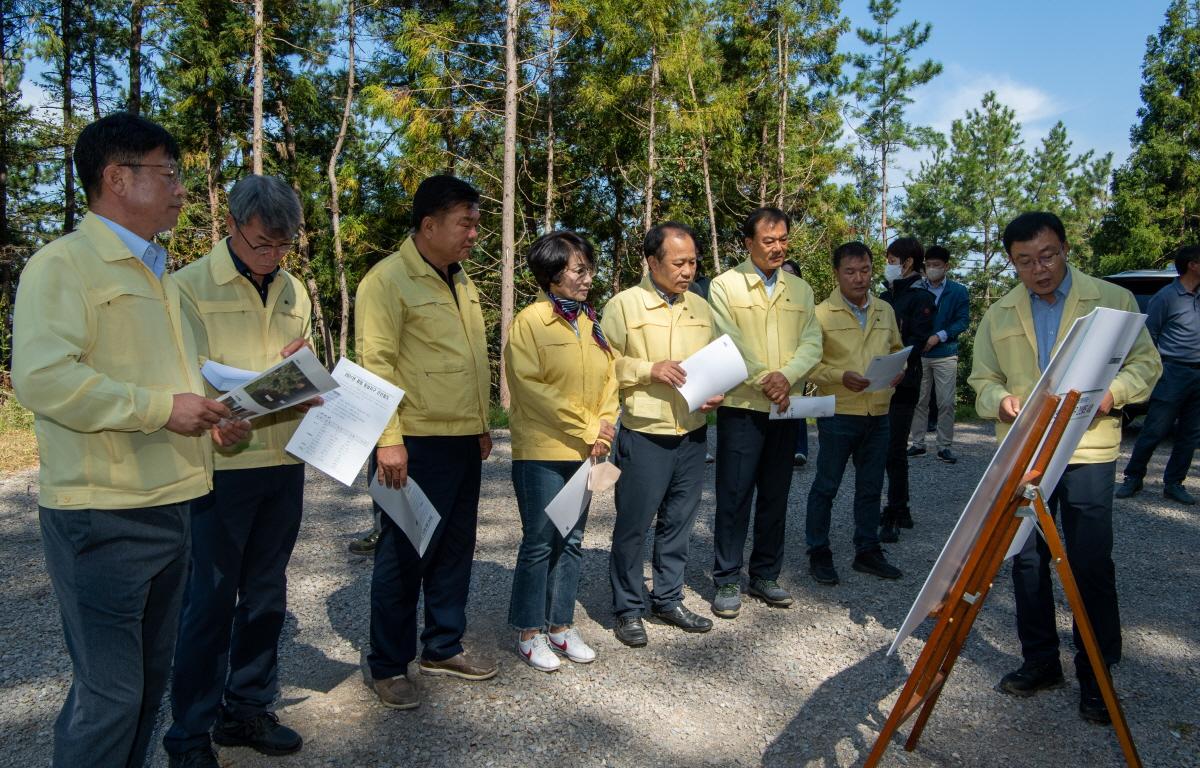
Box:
[758,120,769,206]
[612,169,625,295]
[86,6,99,120]
[326,0,356,360]
[251,0,265,174]
[61,0,75,233]
[206,107,223,243]
[498,0,519,408]
[775,16,787,208]
[543,17,556,232]
[880,144,888,246]
[687,71,720,275]
[643,45,658,234]
[128,1,143,114]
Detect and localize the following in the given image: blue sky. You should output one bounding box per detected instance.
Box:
[840,0,1172,172]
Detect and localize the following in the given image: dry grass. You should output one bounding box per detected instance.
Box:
[0,388,37,474]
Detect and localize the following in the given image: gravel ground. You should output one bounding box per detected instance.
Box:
[1,422,1197,768]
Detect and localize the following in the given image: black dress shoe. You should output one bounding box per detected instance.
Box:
[614,615,648,647]
[652,604,713,633]
[168,747,220,768]
[213,711,302,756]
[852,547,902,579]
[1078,675,1112,725]
[809,549,839,585]
[997,659,1064,697]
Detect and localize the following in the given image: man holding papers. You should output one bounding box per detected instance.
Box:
[969,212,1160,725]
[805,242,905,586]
[601,222,722,647]
[504,231,618,671]
[356,175,497,709]
[163,175,314,765]
[708,207,822,619]
[12,114,249,768]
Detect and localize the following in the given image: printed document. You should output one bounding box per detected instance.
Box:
[675,334,750,412]
[863,346,913,392]
[544,459,593,538]
[769,395,835,420]
[216,347,337,420]
[368,476,440,556]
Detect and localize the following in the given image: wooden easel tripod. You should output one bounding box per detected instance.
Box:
[864,390,1142,767]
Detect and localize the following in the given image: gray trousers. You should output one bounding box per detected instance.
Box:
[609,425,707,617]
[909,355,958,450]
[39,503,191,768]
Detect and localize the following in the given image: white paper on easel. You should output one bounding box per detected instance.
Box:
[863,346,913,391]
[769,395,835,420]
[675,334,749,412]
[889,308,1147,656]
[544,458,593,538]
[369,476,440,556]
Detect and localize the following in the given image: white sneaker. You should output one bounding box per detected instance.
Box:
[548,627,597,664]
[517,633,560,672]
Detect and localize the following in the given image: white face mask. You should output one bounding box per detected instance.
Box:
[883,263,903,282]
[925,266,946,282]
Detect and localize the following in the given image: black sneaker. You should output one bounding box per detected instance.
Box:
[793,453,808,467]
[213,711,302,756]
[906,445,926,457]
[1113,477,1142,499]
[747,579,794,607]
[852,547,902,579]
[936,449,958,464]
[896,509,914,529]
[349,530,379,555]
[879,519,900,543]
[1078,674,1112,724]
[168,747,220,768]
[998,659,1064,697]
[809,549,839,585]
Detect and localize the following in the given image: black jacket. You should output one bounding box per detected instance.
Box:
[881,274,936,389]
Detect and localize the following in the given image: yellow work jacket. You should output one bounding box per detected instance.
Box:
[354,236,490,445]
[12,213,211,509]
[811,289,903,416]
[504,296,619,461]
[600,276,714,436]
[708,260,823,412]
[170,241,314,470]
[969,266,1161,464]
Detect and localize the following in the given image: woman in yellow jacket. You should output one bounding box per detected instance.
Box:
[503,231,619,672]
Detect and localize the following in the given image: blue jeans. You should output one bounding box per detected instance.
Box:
[508,460,589,630]
[1122,361,1200,485]
[805,414,889,554]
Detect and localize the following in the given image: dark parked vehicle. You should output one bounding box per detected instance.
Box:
[1103,268,1176,424]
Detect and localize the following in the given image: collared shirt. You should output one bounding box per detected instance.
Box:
[95,213,168,278]
[1146,277,1200,363]
[1029,269,1073,371]
[843,293,871,329]
[226,240,278,306]
[753,264,778,298]
[651,279,678,306]
[419,252,463,305]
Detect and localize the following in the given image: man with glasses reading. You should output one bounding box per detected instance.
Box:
[969,211,1160,725]
[163,175,316,767]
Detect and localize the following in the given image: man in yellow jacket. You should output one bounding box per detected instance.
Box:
[12,114,247,768]
[804,242,905,587]
[356,175,496,709]
[163,176,315,766]
[969,211,1161,725]
[602,222,723,647]
[709,207,823,618]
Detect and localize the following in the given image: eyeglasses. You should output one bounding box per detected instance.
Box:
[118,163,180,180]
[562,265,595,279]
[1012,251,1062,272]
[235,223,297,256]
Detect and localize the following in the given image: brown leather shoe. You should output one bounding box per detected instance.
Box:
[373,675,420,710]
[418,650,499,681]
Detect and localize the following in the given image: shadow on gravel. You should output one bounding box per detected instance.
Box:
[277,610,358,698]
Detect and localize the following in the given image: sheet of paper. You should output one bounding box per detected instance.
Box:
[368,476,440,557]
[201,360,259,392]
[675,334,750,412]
[286,358,405,486]
[216,346,339,420]
[544,459,593,538]
[889,308,1147,656]
[769,395,835,420]
[863,346,913,392]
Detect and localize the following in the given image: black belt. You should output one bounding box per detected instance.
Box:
[1163,356,1200,369]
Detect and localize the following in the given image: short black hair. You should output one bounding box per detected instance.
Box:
[644,221,697,261]
[887,236,925,272]
[74,112,180,204]
[780,259,801,277]
[833,241,872,269]
[1002,211,1067,255]
[527,230,595,291]
[1173,244,1200,275]
[411,174,480,231]
[742,207,791,240]
[924,245,951,265]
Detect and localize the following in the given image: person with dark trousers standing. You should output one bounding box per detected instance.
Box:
[12,113,249,768]
[805,242,905,586]
[781,259,811,466]
[1115,244,1200,506]
[708,208,823,619]
[878,237,935,543]
[164,175,316,767]
[970,211,1160,725]
[602,223,723,648]
[356,175,498,710]
[907,245,970,464]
